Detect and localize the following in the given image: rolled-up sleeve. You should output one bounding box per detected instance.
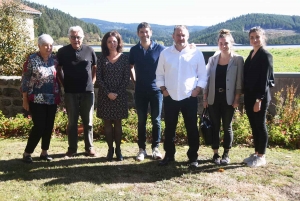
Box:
[156,51,165,88]
[203,56,212,94]
[196,51,208,89]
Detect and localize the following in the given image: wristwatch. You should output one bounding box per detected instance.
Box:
[255,99,261,102]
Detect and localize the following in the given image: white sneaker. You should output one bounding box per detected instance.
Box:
[247,155,266,168]
[136,148,147,161]
[243,153,257,164]
[152,147,162,160]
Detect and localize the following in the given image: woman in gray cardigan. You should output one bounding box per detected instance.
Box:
[203,29,244,165]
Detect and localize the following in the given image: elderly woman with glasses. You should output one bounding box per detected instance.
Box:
[243,26,275,167]
[21,34,61,163]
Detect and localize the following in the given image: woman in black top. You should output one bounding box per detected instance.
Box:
[203,29,244,165]
[243,26,274,167]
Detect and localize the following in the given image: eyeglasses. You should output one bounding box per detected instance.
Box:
[70,36,82,40]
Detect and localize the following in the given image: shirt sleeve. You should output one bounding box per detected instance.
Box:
[91,48,97,66]
[203,56,213,94]
[257,52,273,99]
[156,51,165,88]
[129,48,135,65]
[96,56,110,95]
[196,51,208,89]
[21,56,32,93]
[235,56,244,95]
[56,48,63,66]
[116,55,130,95]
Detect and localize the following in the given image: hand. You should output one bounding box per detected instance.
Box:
[162,90,169,97]
[203,101,208,108]
[232,100,239,109]
[253,101,261,112]
[191,89,200,97]
[108,93,118,100]
[23,98,29,111]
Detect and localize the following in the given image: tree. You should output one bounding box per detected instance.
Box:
[0,0,36,76]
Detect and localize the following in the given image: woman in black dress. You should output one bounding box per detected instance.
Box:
[96,31,130,161]
[243,26,274,167]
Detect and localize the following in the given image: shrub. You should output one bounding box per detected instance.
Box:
[268,85,300,148]
[0,111,33,138]
[232,109,252,145]
[0,1,36,76]
[1,85,300,149]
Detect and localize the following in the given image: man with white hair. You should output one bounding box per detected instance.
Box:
[57,26,97,158]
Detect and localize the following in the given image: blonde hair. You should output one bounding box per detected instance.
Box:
[217,29,234,44]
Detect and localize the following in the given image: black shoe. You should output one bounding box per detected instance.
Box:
[158,156,175,166]
[115,148,124,161]
[106,147,114,161]
[23,154,33,163]
[40,154,53,161]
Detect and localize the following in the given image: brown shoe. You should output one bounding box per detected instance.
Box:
[85,148,96,157]
[65,151,77,158]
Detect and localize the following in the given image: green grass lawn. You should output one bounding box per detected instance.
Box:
[0,138,299,201]
[236,48,300,72]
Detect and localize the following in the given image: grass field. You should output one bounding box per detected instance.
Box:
[235,48,300,72]
[0,138,299,201]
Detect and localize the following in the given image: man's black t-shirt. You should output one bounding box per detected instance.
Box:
[57,44,97,93]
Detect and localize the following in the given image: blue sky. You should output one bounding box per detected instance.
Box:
[28,0,300,26]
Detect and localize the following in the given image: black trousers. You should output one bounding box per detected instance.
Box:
[163,96,199,162]
[25,102,57,153]
[244,91,269,154]
[208,91,234,150]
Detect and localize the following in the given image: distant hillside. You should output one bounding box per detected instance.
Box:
[23,1,102,44]
[81,18,207,45]
[189,13,300,45]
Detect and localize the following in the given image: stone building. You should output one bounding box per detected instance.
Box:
[0,0,41,40]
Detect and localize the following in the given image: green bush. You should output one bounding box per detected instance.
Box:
[0,111,33,138]
[0,1,36,76]
[1,85,300,149]
[268,85,300,148]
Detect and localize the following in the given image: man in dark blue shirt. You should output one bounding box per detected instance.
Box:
[129,22,165,161]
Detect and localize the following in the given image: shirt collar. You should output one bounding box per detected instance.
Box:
[139,40,154,50]
[171,44,189,53]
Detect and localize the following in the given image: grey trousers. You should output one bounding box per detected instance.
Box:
[65,92,94,152]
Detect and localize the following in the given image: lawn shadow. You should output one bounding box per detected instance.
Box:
[0,155,245,186]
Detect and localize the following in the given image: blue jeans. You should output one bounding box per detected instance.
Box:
[163,96,199,162]
[135,90,162,150]
[64,92,94,152]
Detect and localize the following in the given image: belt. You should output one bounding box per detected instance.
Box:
[217,88,225,92]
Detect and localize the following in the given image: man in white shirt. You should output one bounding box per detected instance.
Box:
[156,25,207,168]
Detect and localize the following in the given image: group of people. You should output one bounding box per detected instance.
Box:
[21,22,274,168]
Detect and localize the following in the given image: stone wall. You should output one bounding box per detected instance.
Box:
[1,73,300,117]
[0,76,23,117]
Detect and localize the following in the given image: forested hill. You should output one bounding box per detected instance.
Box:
[81,18,207,45]
[23,1,102,42]
[189,13,300,45]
